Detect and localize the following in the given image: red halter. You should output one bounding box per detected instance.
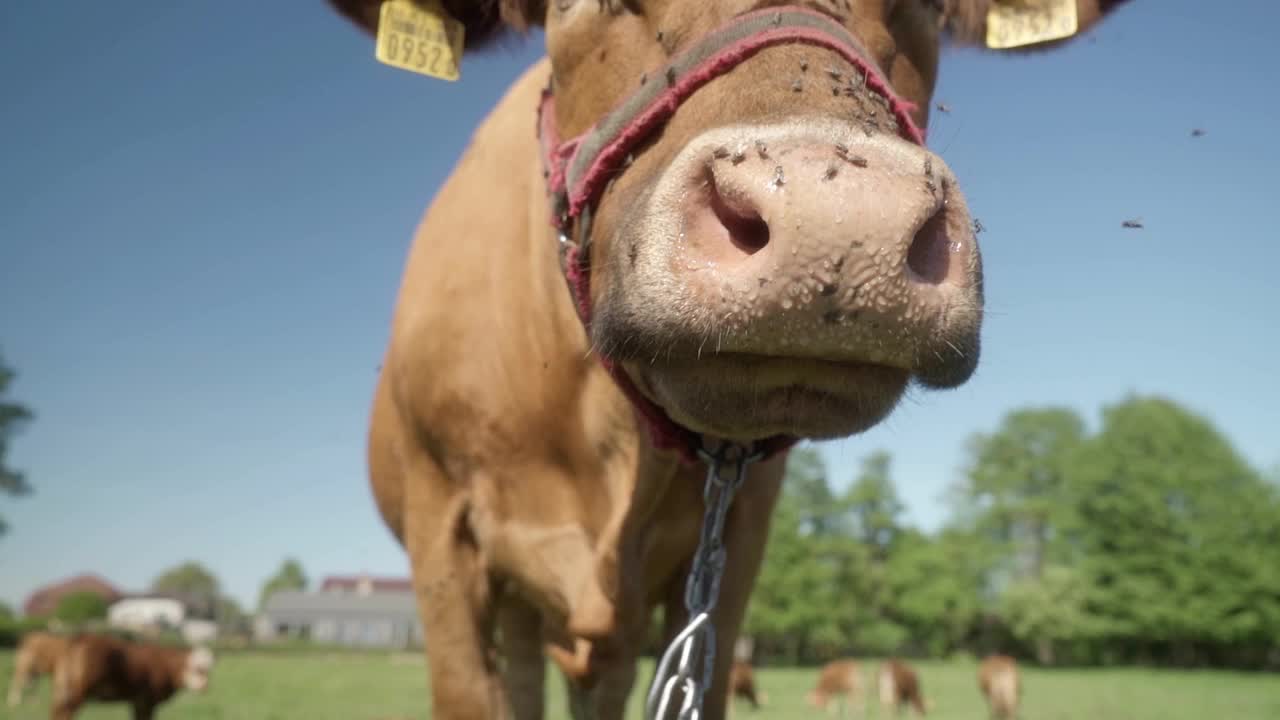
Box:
[535,6,927,464]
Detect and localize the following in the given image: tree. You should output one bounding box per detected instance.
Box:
[843,450,905,560]
[215,595,249,634]
[258,558,308,609]
[0,600,14,622]
[1000,564,1096,665]
[954,407,1087,584]
[1072,394,1280,667]
[745,446,852,662]
[152,562,221,619]
[54,591,108,625]
[885,528,983,658]
[0,352,35,536]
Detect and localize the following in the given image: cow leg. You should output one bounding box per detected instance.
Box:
[586,652,638,720]
[50,700,81,720]
[403,460,504,720]
[131,701,156,720]
[5,655,29,707]
[498,594,546,720]
[50,654,80,720]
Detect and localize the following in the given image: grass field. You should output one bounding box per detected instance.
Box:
[3,649,1277,719]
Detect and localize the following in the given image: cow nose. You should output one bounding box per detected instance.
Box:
[681,133,973,295]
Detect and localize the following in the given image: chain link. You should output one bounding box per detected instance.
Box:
[645,441,762,720]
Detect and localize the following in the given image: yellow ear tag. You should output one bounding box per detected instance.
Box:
[375,0,465,82]
[985,0,1079,50]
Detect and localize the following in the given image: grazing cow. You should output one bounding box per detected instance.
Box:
[978,654,1020,720]
[6,631,70,708]
[806,658,864,717]
[326,0,1130,717]
[877,659,928,717]
[51,633,214,720]
[727,659,765,712]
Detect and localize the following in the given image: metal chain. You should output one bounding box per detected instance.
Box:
[645,441,762,720]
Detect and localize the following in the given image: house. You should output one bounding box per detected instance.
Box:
[320,575,413,594]
[23,573,122,618]
[254,574,422,649]
[108,596,186,631]
[107,593,222,644]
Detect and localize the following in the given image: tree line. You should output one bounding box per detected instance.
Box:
[743,394,1280,670]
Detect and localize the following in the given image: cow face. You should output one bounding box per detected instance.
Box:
[330,0,1127,443]
[182,647,214,692]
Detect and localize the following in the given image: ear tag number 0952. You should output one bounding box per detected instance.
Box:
[374,0,465,81]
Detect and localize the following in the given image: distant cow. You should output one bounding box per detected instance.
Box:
[806,658,864,716]
[978,654,1021,720]
[877,659,927,717]
[7,630,70,708]
[51,633,214,719]
[727,659,766,712]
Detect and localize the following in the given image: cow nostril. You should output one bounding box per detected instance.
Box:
[709,178,770,255]
[905,207,951,285]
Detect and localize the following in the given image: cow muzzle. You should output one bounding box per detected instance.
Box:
[598,119,982,441]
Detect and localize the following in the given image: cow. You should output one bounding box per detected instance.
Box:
[877,658,927,717]
[978,654,1020,720]
[325,0,1131,718]
[6,631,70,708]
[806,658,865,717]
[50,633,214,720]
[726,659,765,713]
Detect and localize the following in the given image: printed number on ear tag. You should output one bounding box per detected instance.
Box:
[985,0,1079,50]
[375,0,465,81]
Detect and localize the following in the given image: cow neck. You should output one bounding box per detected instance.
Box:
[535,5,927,466]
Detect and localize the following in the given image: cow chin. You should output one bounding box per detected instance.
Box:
[625,354,909,441]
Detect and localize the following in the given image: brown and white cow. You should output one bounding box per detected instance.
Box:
[325,1,1130,718]
[50,633,214,720]
[806,658,865,716]
[877,658,927,717]
[978,654,1020,720]
[6,630,70,708]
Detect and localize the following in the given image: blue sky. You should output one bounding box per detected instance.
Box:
[1,1,1276,611]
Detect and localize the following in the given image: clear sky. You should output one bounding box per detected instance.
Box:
[1,1,1276,612]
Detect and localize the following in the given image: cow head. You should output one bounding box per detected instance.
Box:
[331,0,1129,444]
[182,647,214,692]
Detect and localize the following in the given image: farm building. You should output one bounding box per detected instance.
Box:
[107,593,221,644]
[254,574,422,649]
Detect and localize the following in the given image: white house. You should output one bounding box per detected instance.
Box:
[254,574,422,649]
[108,596,186,631]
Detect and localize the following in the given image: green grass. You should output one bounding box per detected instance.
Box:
[3,650,1277,719]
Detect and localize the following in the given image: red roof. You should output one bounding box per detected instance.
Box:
[23,573,122,617]
[319,575,413,593]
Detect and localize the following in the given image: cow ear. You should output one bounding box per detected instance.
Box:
[327,0,545,50]
[939,0,1132,52]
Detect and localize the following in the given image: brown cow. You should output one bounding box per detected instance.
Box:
[6,631,70,708]
[325,1,1130,718]
[726,659,765,712]
[978,654,1021,720]
[877,658,927,717]
[50,633,214,720]
[806,658,864,717]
